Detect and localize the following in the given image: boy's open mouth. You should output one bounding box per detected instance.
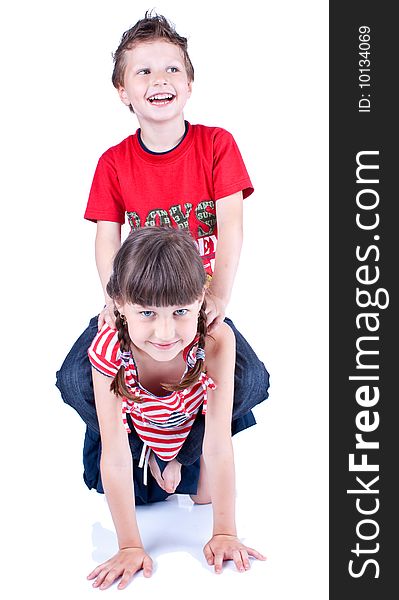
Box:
[147,93,176,106]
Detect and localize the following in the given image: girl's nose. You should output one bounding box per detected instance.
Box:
[155,317,175,341]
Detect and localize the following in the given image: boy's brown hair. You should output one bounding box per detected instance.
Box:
[112,10,195,92]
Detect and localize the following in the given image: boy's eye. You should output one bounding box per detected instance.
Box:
[167,66,179,73]
[140,310,154,317]
[174,309,188,316]
[137,68,150,75]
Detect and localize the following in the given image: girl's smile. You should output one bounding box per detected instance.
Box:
[148,340,180,350]
[118,300,203,362]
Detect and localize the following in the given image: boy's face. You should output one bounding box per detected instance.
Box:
[118,40,192,126]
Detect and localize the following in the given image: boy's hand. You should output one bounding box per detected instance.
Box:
[205,290,226,333]
[87,547,153,589]
[98,303,116,330]
[203,534,266,574]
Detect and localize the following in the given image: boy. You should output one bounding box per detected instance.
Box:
[57,12,269,487]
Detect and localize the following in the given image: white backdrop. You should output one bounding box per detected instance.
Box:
[1,1,328,597]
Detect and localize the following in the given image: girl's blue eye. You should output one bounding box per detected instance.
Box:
[140,310,154,317]
[174,309,188,316]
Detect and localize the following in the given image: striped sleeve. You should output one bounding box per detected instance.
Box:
[88,325,120,378]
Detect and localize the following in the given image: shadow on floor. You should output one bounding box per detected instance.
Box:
[91,494,213,571]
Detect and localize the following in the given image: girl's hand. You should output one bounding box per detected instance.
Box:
[87,547,153,590]
[203,534,266,574]
[98,303,116,330]
[205,290,226,333]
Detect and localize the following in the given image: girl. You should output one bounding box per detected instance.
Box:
[85,227,266,589]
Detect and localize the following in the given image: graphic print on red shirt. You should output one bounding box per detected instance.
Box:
[84,124,253,275]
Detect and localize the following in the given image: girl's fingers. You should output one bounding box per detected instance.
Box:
[89,552,153,589]
[142,555,153,578]
[87,565,102,579]
[214,553,224,574]
[117,569,134,590]
[232,550,244,572]
[203,544,214,565]
[91,567,109,588]
[240,548,251,570]
[99,568,120,589]
[246,546,267,560]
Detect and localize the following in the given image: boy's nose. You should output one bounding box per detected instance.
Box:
[152,71,169,85]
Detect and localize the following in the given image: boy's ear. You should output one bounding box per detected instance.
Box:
[118,85,131,107]
[187,80,193,97]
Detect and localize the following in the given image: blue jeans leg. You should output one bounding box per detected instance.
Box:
[55,316,99,432]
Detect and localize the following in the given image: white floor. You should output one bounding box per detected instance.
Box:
[4,381,328,599]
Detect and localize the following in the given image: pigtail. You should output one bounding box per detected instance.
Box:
[162,301,208,392]
[110,310,143,402]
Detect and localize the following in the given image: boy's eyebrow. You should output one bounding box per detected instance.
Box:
[132,60,184,68]
[130,56,185,69]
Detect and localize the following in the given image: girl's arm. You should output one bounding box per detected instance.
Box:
[95,220,121,328]
[206,191,243,332]
[87,368,152,589]
[203,323,266,573]
[203,323,237,535]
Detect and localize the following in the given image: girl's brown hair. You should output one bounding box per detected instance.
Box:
[107,226,207,400]
[112,11,194,112]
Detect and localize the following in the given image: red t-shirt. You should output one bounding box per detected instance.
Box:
[84,123,253,274]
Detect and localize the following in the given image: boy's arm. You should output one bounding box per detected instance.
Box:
[206,191,243,332]
[95,221,122,328]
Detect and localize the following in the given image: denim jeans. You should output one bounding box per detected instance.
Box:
[56,316,270,471]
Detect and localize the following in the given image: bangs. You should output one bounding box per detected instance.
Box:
[117,229,206,307]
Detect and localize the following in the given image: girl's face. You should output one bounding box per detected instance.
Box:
[118,297,203,362]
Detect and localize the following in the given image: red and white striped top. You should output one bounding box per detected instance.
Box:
[88,326,216,464]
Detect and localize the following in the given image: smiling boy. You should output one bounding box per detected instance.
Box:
[57,11,269,492]
[88,14,254,334]
[117,39,192,147]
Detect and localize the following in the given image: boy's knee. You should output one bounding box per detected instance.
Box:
[55,318,98,402]
[56,349,94,408]
[237,358,270,398]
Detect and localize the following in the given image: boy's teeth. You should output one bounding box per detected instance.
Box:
[148,94,174,102]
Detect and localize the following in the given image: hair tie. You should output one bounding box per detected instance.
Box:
[119,350,131,369]
[196,347,205,361]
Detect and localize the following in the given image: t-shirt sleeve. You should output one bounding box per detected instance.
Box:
[88,325,121,378]
[212,129,254,200]
[84,150,126,224]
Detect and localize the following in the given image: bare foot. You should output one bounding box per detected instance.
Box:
[148,454,182,493]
